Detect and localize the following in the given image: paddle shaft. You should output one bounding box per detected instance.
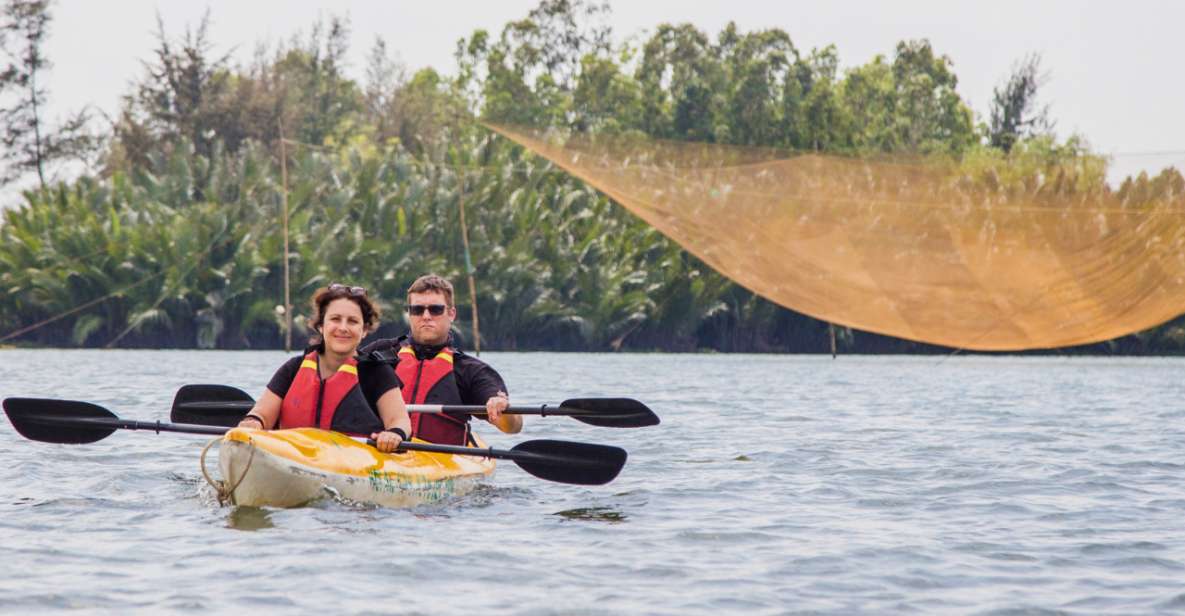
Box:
[410,403,591,417]
[170,384,658,429]
[25,413,574,463]
[25,415,228,436]
[360,437,557,463]
[175,400,609,417]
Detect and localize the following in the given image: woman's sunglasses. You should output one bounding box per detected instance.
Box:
[407,304,447,317]
[328,283,367,297]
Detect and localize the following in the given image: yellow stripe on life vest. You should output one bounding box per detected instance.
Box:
[338,363,358,375]
[300,359,317,371]
[396,346,452,363]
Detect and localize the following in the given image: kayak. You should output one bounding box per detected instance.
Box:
[213,427,496,508]
[1,396,630,503]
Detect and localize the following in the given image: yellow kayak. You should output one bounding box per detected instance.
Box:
[215,427,496,508]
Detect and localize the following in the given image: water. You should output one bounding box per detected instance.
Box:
[2,350,1184,614]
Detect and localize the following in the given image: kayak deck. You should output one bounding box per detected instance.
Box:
[216,427,496,508]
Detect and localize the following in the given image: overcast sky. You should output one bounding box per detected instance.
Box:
[26,0,1185,190]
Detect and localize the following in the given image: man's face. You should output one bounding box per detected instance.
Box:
[407,290,456,346]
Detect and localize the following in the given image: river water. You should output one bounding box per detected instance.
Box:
[1,350,1183,614]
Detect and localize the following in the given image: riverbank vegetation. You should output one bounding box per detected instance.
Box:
[1,0,1182,352]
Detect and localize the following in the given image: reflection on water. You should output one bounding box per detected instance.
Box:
[554,506,628,524]
[226,506,274,531]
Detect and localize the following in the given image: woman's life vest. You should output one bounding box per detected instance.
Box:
[394,343,470,445]
[279,351,384,436]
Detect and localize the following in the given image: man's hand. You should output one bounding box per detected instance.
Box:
[485,390,509,423]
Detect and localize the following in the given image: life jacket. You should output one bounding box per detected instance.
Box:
[279,351,383,436]
[394,342,470,445]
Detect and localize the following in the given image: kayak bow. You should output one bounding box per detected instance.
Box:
[215,427,496,508]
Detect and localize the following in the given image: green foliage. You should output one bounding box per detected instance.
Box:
[0,0,1175,353]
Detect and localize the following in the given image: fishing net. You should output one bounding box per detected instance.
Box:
[488,124,1185,350]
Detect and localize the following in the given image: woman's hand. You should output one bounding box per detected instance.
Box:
[371,428,406,453]
[240,392,281,431]
[237,414,266,429]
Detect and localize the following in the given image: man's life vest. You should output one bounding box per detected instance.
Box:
[394,343,470,445]
[279,351,383,436]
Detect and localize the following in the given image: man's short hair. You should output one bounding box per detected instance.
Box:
[407,274,455,307]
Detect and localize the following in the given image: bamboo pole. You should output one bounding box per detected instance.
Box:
[279,122,292,353]
[456,169,481,355]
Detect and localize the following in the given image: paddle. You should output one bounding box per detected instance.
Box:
[170,384,660,428]
[3,397,627,485]
[171,384,255,427]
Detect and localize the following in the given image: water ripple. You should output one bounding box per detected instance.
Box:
[3,351,1185,613]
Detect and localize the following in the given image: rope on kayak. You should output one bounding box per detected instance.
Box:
[200,436,255,506]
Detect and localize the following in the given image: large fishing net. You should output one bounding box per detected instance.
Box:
[489,124,1185,351]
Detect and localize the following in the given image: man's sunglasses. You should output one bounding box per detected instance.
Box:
[407,304,447,317]
[328,283,367,297]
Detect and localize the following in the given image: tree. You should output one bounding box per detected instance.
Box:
[889,39,975,153]
[989,53,1052,153]
[571,50,642,133]
[117,10,231,177]
[363,36,405,141]
[840,54,896,151]
[507,0,611,92]
[111,13,362,194]
[719,25,798,146]
[0,0,95,188]
[279,16,361,147]
[636,23,723,141]
[457,0,612,128]
[363,36,470,155]
[796,45,848,151]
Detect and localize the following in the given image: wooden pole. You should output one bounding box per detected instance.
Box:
[279,123,292,353]
[829,322,837,359]
[456,170,481,355]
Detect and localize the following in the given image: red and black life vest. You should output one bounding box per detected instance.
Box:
[394,343,470,445]
[279,351,383,436]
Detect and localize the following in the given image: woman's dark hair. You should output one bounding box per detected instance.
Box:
[306,284,381,345]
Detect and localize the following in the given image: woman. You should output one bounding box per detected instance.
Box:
[237,283,411,453]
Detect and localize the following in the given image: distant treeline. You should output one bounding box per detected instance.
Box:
[0,0,1182,353]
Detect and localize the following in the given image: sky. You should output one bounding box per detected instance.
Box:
[17,0,1185,195]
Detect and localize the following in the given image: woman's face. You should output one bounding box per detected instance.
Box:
[320,297,365,356]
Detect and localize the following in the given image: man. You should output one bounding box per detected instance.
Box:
[361,274,519,445]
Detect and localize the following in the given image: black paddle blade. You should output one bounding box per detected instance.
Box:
[3,398,118,444]
[558,398,661,428]
[171,384,254,425]
[509,439,627,485]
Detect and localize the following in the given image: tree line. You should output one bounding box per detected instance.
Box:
[1,0,1182,353]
